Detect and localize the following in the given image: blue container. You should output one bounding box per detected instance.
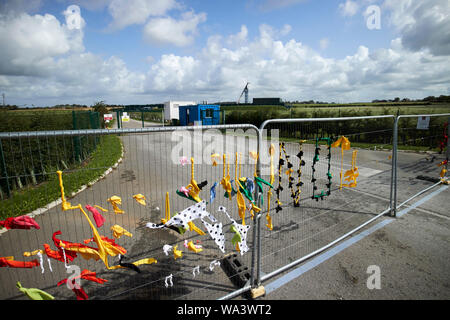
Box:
[179,104,220,126]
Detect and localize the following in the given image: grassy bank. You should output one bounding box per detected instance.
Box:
[0,134,122,220]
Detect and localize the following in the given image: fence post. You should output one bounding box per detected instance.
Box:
[447,117,449,178]
[116,111,121,129]
[244,124,265,298]
[255,126,263,288]
[0,139,11,198]
[89,111,98,147]
[72,111,81,162]
[389,116,398,217]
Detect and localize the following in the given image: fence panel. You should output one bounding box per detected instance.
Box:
[393,114,450,215]
[252,116,396,287]
[0,124,262,300]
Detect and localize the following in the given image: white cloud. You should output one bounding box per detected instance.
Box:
[226,25,248,47]
[143,10,206,47]
[0,9,143,105]
[143,27,450,103]
[1,6,450,107]
[339,0,359,17]
[107,0,179,30]
[147,54,199,91]
[0,12,85,76]
[384,0,450,56]
[1,52,145,106]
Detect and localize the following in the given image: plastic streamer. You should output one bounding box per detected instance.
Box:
[266,144,276,230]
[221,154,233,199]
[274,142,285,213]
[342,150,359,188]
[331,136,351,190]
[192,265,200,278]
[234,153,247,225]
[165,274,173,288]
[293,140,307,207]
[163,244,172,256]
[311,137,333,201]
[280,142,296,202]
[209,259,220,271]
[176,157,207,203]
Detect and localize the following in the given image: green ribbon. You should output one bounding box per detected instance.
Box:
[230,225,242,246]
[176,190,197,202]
[16,281,54,300]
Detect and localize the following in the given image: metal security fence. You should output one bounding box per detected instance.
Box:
[391,113,450,216]
[1,114,448,301]
[0,124,264,300]
[247,116,396,292]
[0,111,101,199]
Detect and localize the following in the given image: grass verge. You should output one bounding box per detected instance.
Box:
[0,135,122,220]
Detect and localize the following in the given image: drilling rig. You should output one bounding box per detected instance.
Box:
[237,82,249,104]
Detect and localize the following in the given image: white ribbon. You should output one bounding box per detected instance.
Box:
[163,244,173,256]
[209,259,220,271]
[61,247,69,269]
[47,258,53,272]
[37,252,44,274]
[165,274,173,288]
[192,265,200,278]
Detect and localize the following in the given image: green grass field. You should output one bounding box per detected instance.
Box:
[1,108,101,132]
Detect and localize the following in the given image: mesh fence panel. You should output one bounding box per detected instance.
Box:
[0,124,260,300]
[256,117,395,282]
[394,114,449,211]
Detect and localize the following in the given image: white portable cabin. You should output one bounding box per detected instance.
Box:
[164,101,196,121]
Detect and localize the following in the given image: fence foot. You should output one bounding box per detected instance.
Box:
[250,285,265,299]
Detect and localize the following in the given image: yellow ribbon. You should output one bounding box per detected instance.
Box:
[220,154,232,199]
[173,245,183,260]
[235,152,247,225]
[331,136,351,190]
[111,225,133,239]
[133,194,147,206]
[266,143,275,230]
[161,192,171,224]
[211,153,220,166]
[107,196,125,214]
[187,157,202,203]
[187,241,203,253]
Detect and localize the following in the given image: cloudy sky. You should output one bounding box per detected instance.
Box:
[0,0,449,107]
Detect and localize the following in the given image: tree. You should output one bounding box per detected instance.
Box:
[92,100,108,115]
